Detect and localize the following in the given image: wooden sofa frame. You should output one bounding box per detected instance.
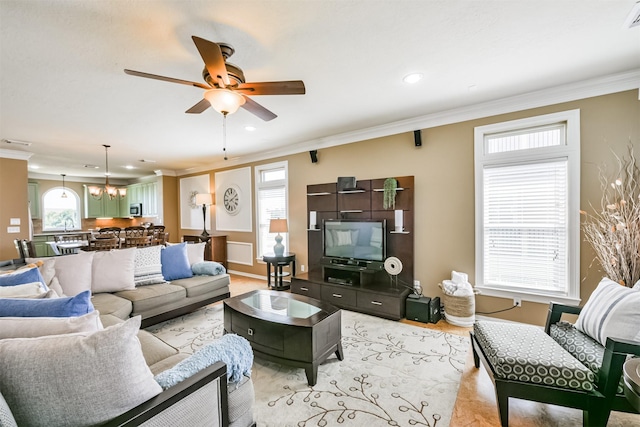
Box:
[470,302,640,427]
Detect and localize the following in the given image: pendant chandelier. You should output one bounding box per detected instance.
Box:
[60,174,68,198]
[88,144,127,200]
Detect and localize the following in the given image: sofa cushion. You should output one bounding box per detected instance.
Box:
[134,245,166,286]
[0,316,162,427]
[115,283,186,315]
[171,274,229,298]
[0,310,103,339]
[0,267,46,289]
[52,251,95,296]
[575,277,640,346]
[0,290,93,318]
[161,243,193,281]
[137,329,180,367]
[473,320,596,391]
[148,353,190,376]
[550,321,625,395]
[91,293,133,320]
[91,247,136,293]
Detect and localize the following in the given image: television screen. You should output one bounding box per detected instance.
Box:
[323,219,386,262]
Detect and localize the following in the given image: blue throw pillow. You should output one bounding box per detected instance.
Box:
[0,267,46,289]
[192,261,226,276]
[0,290,93,317]
[161,243,193,281]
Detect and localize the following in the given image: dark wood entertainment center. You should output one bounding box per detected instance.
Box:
[290,176,414,320]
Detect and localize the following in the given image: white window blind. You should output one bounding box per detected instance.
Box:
[483,160,568,291]
[255,161,288,258]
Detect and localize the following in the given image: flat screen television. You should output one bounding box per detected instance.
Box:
[323,219,386,262]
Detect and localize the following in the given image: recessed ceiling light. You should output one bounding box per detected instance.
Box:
[245,126,256,132]
[30,164,40,169]
[125,165,135,170]
[403,73,423,84]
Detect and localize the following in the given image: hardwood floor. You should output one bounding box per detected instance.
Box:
[227,274,640,426]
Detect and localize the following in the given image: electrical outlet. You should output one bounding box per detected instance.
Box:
[513,297,522,307]
[301,265,305,272]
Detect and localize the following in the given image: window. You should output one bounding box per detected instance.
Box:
[42,187,81,231]
[474,110,580,305]
[255,161,288,259]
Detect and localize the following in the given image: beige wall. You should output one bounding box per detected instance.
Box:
[181,90,639,325]
[0,158,29,259]
[161,175,179,242]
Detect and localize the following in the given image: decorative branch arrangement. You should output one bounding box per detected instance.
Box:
[581,144,640,287]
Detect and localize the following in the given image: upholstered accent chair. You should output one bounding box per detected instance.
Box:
[471,279,640,426]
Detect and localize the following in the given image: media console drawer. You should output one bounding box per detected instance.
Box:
[356,292,404,318]
[291,278,322,300]
[321,285,357,308]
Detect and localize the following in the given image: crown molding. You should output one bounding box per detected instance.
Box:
[174,70,640,175]
[154,169,177,177]
[0,148,33,160]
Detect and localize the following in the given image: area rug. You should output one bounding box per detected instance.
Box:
[147,303,469,427]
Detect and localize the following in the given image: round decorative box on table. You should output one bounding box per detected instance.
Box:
[439,283,476,327]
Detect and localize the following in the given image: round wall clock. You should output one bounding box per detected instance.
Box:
[223,185,240,215]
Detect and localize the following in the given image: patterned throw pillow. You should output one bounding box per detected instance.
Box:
[133,246,165,286]
[575,277,640,346]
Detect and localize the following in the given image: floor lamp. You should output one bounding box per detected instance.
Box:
[269,218,288,256]
[195,193,213,239]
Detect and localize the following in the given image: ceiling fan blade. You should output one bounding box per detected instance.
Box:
[191,36,230,87]
[235,81,306,96]
[185,98,211,114]
[124,69,210,90]
[241,96,277,121]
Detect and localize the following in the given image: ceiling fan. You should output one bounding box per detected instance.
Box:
[124,36,305,121]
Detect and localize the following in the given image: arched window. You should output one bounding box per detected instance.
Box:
[42,187,81,231]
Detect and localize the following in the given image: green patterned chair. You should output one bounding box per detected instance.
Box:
[470,279,640,427]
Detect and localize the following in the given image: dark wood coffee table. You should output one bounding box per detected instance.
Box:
[223,290,343,386]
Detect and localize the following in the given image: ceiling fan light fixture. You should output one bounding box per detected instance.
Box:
[204,89,245,115]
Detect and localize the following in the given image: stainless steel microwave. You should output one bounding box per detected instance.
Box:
[130,203,142,217]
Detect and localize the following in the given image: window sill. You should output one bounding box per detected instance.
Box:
[475,286,581,306]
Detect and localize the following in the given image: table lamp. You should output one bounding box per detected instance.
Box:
[269,218,288,256]
[195,193,213,239]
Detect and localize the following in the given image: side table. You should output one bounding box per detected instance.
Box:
[263,252,296,290]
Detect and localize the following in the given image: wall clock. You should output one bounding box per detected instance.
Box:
[223,185,240,215]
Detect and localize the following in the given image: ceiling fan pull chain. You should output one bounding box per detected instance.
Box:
[222,112,228,160]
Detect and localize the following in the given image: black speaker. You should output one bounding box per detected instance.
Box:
[414,130,422,147]
[309,150,318,163]
[406,296,431,323]
[428,296,442,323]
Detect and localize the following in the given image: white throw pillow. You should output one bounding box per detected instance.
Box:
[91,248,136,293]
[185,242,207,266]
[575,277,640,346]
[52,251,95,296]
[0,282,44,298]
[0,310,103,339]
[26,257,56,287]
[0,316,162,427]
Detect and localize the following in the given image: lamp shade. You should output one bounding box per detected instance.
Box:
[204,89,246,115]
[195,193,213,206]
[269,218,288,233]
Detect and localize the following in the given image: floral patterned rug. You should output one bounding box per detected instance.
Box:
[147,303,468,427]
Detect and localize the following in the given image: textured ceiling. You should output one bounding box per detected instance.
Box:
[1,0,639,180]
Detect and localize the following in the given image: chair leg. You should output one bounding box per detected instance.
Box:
[495,382,510,427]
[583,406,611,427]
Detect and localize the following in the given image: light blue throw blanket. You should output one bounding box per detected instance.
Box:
[154,334,253,389]
[191,261,226,276]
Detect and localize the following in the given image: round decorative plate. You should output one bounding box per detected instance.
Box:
[223,185,240,215]
[384,256,403,276]
[188,190,199,209]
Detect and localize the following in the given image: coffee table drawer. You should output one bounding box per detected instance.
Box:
[321,285,357,307]
[229,311,284,351]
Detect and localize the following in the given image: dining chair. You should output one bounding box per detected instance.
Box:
[124,226,147,238]
[87,237,120,251]
[13,239,25,260]
[124,235,153,248]
[95,227,122,239]
[148,225,166,245]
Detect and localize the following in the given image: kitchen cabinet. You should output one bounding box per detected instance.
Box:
[28,182,40,219]
[83,186,122,218]
[127,181,158,217]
